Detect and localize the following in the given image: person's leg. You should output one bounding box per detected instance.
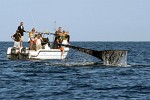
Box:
[21,36,24,47]
[20,41,22,47]
[36,44,40,51]
[30,40,33,50]
[14,41,20,48]
[39,45,42,49]
[60,47,64,59]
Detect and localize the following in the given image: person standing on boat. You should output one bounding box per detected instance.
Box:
[53,27,63,49]
[11,30,22,48]
[29,28,36,50]
[34,33,43,51]
[59,30,70,58]
[62,30,70,44]
[62,30,69,44]
[18,22,26,47]
[55,27,62,36]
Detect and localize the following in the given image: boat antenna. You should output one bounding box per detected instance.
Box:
[54,21,57,31]
[30,12,37,30]
[53,21,57,41]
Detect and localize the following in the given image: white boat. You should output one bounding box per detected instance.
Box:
[7,33,69,60]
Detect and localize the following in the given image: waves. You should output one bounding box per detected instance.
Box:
[1,42,150,99]
[1,59,150,99]
[2,59,150,68]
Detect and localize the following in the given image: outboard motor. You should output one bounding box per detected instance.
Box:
[19,47,29,59]
[11,47,20,55]
[21,47,29,55]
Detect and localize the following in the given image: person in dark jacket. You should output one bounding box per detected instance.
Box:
[18,22,26,47]
[53,27,63,49]
[11,30,21,48]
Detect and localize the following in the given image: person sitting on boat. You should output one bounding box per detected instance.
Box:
[11,30,22,48]
[29,28,36,50]
[34,33,43,51]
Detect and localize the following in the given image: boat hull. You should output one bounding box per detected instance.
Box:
[7,47,69,60]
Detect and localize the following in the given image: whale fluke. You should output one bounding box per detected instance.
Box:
[60,44,127,66]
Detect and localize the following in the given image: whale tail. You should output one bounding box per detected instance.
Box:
[60,44,127,66]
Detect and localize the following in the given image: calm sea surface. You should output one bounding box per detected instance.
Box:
[0,42,150,100]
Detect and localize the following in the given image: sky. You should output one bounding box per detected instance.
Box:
[0,0,150,41]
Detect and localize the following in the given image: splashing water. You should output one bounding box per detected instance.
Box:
[102,50,128,66]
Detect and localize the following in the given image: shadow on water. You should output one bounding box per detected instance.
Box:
[4,59,135,68]
[2,58,150,68]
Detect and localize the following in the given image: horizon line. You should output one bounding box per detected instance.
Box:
[1,40,150,42]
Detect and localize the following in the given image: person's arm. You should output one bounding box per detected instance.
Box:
[40,37,43,42]
[23,29,26,32]
[18,26,21,31]
[34,37,37,44]
[11,34,15,41]
[22,26,26,32]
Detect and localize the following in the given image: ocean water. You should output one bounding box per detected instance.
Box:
[0,42,150,100]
